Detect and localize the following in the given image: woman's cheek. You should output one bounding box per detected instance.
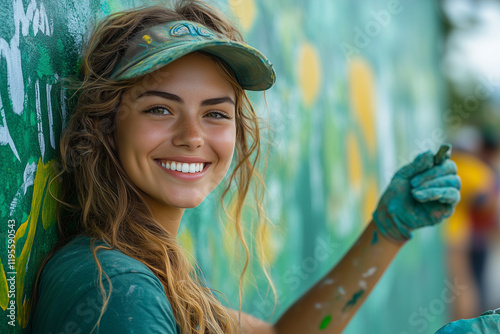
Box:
[216,125,237,166]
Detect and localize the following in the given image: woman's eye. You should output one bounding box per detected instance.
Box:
[146,106,171,115]
[205,111,231,119]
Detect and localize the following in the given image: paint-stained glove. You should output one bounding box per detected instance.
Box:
[434,311,500,333]
[373,145,461,242]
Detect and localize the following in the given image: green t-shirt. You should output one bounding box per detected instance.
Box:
[29,236,181,333]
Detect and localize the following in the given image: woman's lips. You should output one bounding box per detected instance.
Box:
[154,159,211,180]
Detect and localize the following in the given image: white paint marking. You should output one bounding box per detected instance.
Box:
[35,80,45,159]
[362,267,377,278]
[322,278,335,285]
[0,97,20,160]
[46,83,55,148]
[126,285,137,296]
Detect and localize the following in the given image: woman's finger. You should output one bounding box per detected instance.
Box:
[412,187,461,204]
[397,151,434,179]
[413,174,461,190]
[410,160,458,187]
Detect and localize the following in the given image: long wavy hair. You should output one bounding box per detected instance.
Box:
[35,1,276,333]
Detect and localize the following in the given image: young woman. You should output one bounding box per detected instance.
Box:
[29,0,461,333]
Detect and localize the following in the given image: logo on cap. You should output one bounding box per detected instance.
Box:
[170,22,215,38]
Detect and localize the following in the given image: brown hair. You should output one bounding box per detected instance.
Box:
[35,0,276,333]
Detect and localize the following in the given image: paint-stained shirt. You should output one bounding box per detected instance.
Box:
[29,236,181,334]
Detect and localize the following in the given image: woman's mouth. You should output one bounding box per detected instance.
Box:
[157,160,207,174]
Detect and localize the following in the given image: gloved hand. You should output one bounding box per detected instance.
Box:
[435,311,500,333]
[373,146,461,242]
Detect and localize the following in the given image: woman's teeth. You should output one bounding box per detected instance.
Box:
[160,161,204,173]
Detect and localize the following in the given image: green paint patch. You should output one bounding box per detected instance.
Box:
[342,289,365,312]
[57,39,65,55]
[36,45,53,78]
[0,193,6,218]
[319,315,332,330]
[371,230,378,245]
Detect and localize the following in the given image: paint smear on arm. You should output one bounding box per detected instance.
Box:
[342,289,365,312]
[319,315,332,330]
[362,267,377,278]
[371,230,378,245]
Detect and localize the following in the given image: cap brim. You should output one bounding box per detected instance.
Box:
[112,39,276,91]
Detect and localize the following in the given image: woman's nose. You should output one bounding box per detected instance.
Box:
[172,116,204,149]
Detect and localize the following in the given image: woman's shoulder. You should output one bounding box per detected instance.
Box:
[45,235,154,278]
[31,235,180,333]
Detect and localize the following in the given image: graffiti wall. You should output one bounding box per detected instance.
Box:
[0,0,448,333]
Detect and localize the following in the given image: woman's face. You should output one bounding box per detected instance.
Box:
[115,53,237,212]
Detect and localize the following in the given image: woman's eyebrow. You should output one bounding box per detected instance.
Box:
[138,91,183,103]
[136,91,234,106]
[200,97,235,106]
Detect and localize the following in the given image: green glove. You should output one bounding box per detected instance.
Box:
[435,311,500,333]
[373,145,461,242]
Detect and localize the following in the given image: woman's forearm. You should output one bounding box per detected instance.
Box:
[274,221,404,334]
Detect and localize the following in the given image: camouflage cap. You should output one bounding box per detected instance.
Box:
[110,20,276,91]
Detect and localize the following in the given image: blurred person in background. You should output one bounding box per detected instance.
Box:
[445,125,500,320]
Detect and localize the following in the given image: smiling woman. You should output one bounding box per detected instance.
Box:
[27,0,462,334]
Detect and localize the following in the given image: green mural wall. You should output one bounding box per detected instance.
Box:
[0,0,448,333]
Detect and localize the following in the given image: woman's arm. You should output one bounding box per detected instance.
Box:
[271,149,460,333]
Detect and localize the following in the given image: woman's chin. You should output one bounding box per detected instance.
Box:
[142,191,209,212]
[179,200,204,209]
[171,195,208,209]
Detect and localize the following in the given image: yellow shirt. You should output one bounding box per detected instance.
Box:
[445,151,497,245]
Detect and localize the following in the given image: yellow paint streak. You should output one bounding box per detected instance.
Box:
[256,223,278,266]
[347,133,363,189]
[13,158,58,328]
[42,176,60,230]
[348,58,377,153]
[142,34,152,44]
[229,0,256,31]
[14,221,27,241]
[0,259,8,310]
[220,199,254,292]
[177,228,196,265]
[298,42,322,107]
[222,210,237,260]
